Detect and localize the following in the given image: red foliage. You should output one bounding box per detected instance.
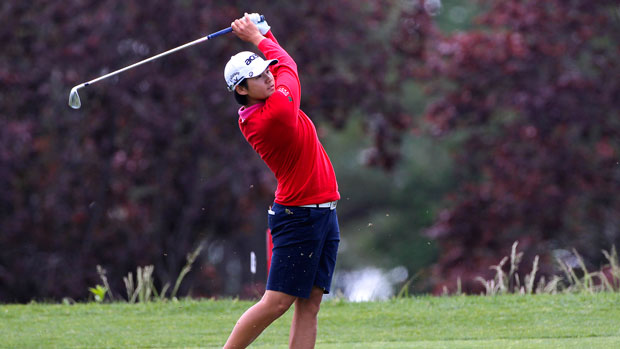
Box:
[411,0,620,293]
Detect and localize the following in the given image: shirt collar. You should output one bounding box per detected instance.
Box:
[238,103,265,123]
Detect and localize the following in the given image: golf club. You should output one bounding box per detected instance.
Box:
[68,16,265,109]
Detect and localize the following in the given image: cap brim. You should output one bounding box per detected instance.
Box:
[246,58,278,80]
[228,59,278,92]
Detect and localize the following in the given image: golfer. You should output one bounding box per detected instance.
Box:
[222,13,340,349]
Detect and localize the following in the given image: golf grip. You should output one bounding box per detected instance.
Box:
[207,15,265,39]
[207,27,233,39]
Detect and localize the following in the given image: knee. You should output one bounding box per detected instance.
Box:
[273,300,293,317]
[298,299,321,318]
[262,294,293,317]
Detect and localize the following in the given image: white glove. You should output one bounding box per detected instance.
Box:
[247,13,271,35]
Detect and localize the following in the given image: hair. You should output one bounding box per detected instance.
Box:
[233,79,248,106]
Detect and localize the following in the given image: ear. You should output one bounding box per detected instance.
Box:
[235,84,249,96]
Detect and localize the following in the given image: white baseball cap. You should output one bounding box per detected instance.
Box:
[224,51,278,92]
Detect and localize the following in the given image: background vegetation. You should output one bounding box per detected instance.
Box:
[1,0,618,302]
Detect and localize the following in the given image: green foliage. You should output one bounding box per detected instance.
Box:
[322,119,455,289]
[87,285,107,303]
[433,0,481,33]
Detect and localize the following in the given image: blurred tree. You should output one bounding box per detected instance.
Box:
[396,0,620,293]
[7,0,614,301]
[0,1,436,301]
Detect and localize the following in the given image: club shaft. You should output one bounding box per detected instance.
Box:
[81,27,233,88]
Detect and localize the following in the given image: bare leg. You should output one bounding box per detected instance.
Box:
[224,290,296,349]
[289,287,324,349]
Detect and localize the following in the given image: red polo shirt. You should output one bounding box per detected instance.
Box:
[238,31,339,206]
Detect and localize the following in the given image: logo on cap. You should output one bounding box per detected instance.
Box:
[228,72,241,87]
[245,54,258,65]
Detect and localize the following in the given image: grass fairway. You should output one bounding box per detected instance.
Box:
[1,293,619,348]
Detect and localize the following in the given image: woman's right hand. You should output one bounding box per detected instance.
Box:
[231,13,265,46]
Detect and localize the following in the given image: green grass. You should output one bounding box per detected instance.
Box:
[1,293,620,348]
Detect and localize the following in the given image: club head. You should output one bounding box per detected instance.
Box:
[68,87,81,109]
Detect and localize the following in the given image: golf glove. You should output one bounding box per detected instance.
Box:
[248,13,271,35]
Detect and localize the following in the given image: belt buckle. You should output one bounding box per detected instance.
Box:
[329,201,337,210]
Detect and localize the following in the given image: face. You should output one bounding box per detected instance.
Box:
[235,69,275,105]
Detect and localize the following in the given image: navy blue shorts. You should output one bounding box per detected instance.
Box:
[266,203,340,299]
